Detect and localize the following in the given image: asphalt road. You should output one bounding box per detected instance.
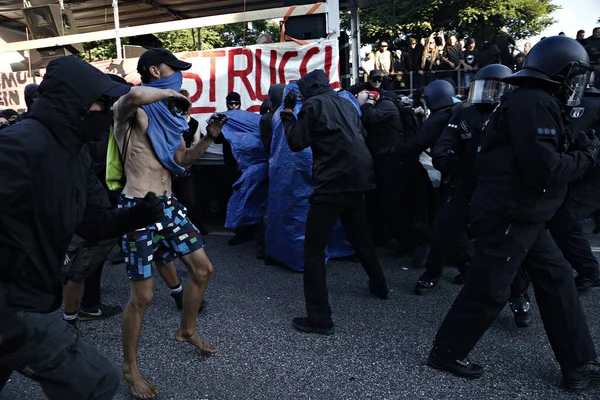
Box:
[2,229,600,400]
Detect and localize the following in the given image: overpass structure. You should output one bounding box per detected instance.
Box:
[0,0,394,83]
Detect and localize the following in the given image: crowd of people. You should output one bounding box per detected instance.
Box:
[0,31,600,400]
[360,27,600,94]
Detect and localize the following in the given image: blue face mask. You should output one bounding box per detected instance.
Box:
[144,70,183,92]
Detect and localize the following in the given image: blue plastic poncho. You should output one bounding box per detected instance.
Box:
[265,83,354,271]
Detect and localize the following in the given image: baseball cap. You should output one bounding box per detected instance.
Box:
[369,70,383,79]
[466,38,476,45]
[137,48,192,75]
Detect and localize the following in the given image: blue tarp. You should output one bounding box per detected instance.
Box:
[265,83,354,271]
[220,110,268,229]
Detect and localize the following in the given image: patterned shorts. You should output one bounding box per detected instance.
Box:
[118,194,204,280]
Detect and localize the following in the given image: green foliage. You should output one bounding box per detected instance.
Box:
[79,20,281,61]
[343,0,558,47]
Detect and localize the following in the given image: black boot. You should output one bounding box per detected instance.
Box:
[292,317,334,336]
[427,346,484,379]
[564,361,600,391]
[575,274,600,294]
[509,294,531,328]
[415,270,441,295]
[368,279,389,299]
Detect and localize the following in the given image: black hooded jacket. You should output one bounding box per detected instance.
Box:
[260,84,285,155]
[360,94,405,154]
[393,106,454,158]
[0,56,149,313]
[281,70,375,194]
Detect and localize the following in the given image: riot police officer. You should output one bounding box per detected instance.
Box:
[547,76,600,293]
[427,36,600,391]
[391,80,457,265]
[415,64,533,327]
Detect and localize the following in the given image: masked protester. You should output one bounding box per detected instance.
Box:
[426,36,600,392]
[0,56,165,399]
[17,84,40,122]
[0,109,18,126]
[281,69,388,336]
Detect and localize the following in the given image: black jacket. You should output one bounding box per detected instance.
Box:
[470,87,592,223]
[260,84,285,155]
[393,107,453,157]
[0,57,149,313]
[432,103,494,190]
[282,70,375,194]
[360,97,404,154]
[566,94,600,180]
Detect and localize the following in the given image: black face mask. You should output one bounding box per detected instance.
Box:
[82,110,114,142]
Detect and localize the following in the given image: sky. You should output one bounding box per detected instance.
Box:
[520,0,600,45]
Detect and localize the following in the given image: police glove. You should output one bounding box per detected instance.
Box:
[284,89,298,110]
[580,134,600,167]
[133,192,164,226]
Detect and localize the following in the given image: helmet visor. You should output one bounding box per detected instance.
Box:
[468,79,511,104]
[566,72,590,106]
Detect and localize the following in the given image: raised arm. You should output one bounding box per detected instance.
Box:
[113,86,190,123]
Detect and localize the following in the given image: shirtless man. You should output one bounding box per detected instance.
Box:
[112,48,227,399]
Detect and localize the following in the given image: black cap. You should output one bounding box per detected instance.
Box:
[466,38,476,45]
[369,70,383,79]
[226,92,241,103]
[137,48,192,75]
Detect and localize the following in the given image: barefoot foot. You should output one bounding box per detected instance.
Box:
[176,331,217,355]
[123,368,159,399]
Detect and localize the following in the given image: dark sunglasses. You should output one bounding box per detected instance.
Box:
[381,45,388,48]
[372,77,382,83]
[228,101,240,106]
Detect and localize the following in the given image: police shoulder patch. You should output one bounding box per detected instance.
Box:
[570,107,585,119]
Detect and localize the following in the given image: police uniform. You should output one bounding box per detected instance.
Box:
[547,92,600,290]
[432,86,597,374]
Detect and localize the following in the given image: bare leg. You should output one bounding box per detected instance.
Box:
[157,262,180,288]
[176,248,216,354]
[122,278,159,399]
[63,280,85,315]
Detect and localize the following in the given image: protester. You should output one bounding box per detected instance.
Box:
[112,48,227,399]
[0,55,161,400]
[281,69,388,336]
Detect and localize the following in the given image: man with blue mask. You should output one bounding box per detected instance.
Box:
[112,48,227,400]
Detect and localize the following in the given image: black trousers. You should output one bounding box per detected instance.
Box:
[304,192,387,325]
[548,191,600,280]
[425,186,473,274]
[434,218,596,372]
[81,263,103,309]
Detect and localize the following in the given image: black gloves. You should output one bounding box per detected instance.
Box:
[578,129,600,166]
[433,150,461,175]
[284,89,298,110]
[133,192,164,227]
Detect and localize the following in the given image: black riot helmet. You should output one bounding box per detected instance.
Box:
[468,64,513,104]
[504,36,592,106]
[422,80,456,113]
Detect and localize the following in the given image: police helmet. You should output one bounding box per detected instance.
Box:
[504,36,591,106]
[423,80,456,112]
[468,64,513,104]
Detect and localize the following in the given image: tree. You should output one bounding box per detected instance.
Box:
[80,20,281,62]
[343,0,558,47]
